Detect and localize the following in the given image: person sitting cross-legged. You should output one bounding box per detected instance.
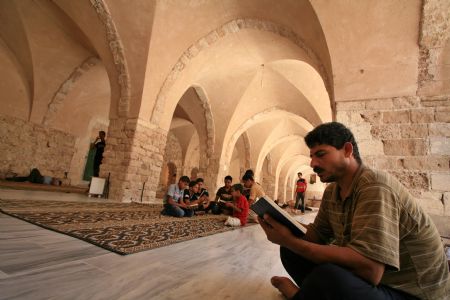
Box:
[195,178,219,214]
[182,181,202,213]
[161,176,193,218]
[259,122,450,300]
[224,183,249,227]
[215,175,234,215]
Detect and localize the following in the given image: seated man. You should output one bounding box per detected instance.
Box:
[259,122,450,300]
[195,178,219,214]
[241,169,254,200]
[6,168,61,186]
[215,175,233,215]
[162,176,193,218]
[242,172,265,206]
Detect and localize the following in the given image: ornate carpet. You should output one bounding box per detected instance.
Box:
[0,199,237,255]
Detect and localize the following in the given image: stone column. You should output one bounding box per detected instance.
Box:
[261,173,276,199]
[199,156,221,197]
[100,117,167,203]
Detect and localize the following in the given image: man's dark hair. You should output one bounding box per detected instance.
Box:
[196,178,204,183]
[298,172,302,176]
[244,169,254,177]
[242,173,254,182]
[225,175,232,181]
[179,176,190,183]
[189,181,197,188]
[231,183,243,193]
[304,122,362,164]
[99,130,106,135]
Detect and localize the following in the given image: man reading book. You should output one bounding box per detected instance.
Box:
[215,175,234,215]
[259,122,449,300]
[162,176,193,218]
[195,178,219,214]
[181,181,201,213]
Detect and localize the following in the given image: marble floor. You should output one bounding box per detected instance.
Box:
[0,189,316,300]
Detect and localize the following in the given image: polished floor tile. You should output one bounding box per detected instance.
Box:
[0,188,314,299]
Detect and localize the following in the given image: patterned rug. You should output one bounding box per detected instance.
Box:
[0,199,238,255]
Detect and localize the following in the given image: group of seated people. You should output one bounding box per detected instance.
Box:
[161,170,266,227]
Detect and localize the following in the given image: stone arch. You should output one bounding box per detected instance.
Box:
[255,134,305,180]
[222,109,314,174]
[149,18,333,126]
[242,131,251,170]
[228,131,251,183]
[281,161,310,203]
[42,56,100,125]
[174,85,215,171]
[192,85,215,160]
[89,0,131,116]
[274,150,310,201]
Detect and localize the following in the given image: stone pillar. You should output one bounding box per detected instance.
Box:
[100,117,167,203]
[200,156,221,197]
[261,173,276,199]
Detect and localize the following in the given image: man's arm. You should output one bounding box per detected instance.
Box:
[259,215,385,285]
[166,196,181,207]
[225,202,242,212]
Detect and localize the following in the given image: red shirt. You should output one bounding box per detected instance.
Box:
[233,195,249,226]
[296,179,307,193]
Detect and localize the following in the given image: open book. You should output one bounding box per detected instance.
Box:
[251,196,307,237]
[217,199,232,203]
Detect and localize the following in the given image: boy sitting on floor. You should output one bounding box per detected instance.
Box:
[224,183,249,227]
[195,178,219,214]
[182,181,201,214]
[162,176,194,218]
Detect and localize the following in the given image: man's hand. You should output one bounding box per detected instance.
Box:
[258,214,295,247]
[225,202,233,208]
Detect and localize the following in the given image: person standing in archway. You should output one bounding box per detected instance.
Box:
[294,172,307,214]
[92,131,106,177]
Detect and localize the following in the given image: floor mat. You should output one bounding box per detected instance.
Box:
[0,199,236,255]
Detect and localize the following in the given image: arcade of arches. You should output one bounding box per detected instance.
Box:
[1,0,449,235]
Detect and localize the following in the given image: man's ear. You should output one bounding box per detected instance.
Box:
[343,142,354,158]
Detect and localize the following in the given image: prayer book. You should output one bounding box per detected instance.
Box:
[251,196,307,237]
[217,199,231,203]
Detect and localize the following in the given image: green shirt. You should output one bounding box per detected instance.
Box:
[310,165,450,299]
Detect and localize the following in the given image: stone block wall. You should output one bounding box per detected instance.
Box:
[100,118,167,203]
[155,131,183,200]
[0,114,76,179]
[336,96,450,224]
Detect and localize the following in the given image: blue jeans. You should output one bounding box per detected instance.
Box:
[280,247,419,300]
[295,192,305,213]
[162,204,194,218]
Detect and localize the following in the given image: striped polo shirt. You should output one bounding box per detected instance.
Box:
[310,165,450,299]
